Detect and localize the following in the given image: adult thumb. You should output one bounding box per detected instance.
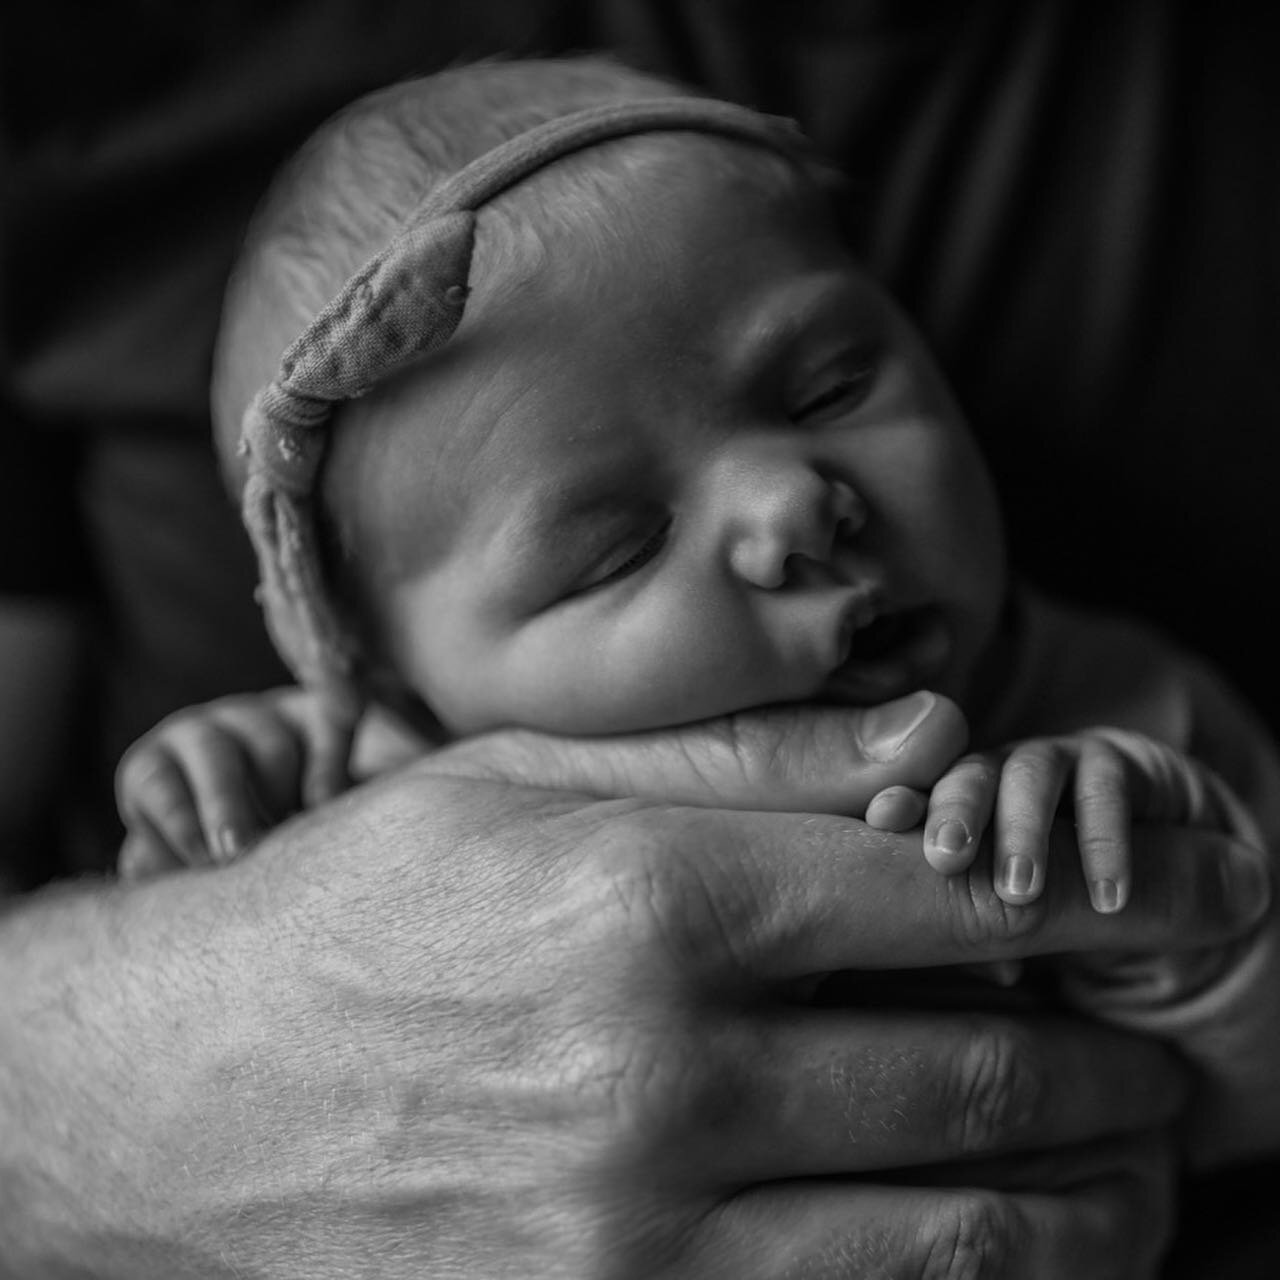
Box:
[429,691,969,814]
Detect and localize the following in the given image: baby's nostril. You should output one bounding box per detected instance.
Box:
[829,480,868,541]
[781,550,837,590]
[833,512,858,548]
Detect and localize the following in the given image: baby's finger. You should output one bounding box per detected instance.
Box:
[118,824,186,880]
[299,705,355,807]
[115,749,213,867]
[864,785,928,832]
[208,700,307,821]
[993,740,1073,904]
[161,723,268,862]
[922,754,1001,874]
[1073,739,1131,913]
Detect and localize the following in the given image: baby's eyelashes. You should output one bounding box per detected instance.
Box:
[575,519,672,593]
[789,344,881,424]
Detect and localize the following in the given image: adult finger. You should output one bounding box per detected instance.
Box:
[670,807,1271,981]
[905,1126,1177,1198]
[432,691,970,814]
[699,1146,1173,1280]
[681,1007,1186,1183]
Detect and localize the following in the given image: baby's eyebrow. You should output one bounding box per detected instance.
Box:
[722,276,871,388]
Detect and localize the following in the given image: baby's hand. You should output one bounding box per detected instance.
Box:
[867,728,1245,914]
[115,687,348,879]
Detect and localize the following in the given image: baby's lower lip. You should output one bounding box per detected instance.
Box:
[824,607,952,703]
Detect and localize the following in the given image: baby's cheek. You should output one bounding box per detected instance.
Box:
[486,580,795,736]
[546,607,786,734]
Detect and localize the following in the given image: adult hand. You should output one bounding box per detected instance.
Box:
[2,710,1266,1278]
[429,688,970,813]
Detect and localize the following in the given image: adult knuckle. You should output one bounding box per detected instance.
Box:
[948,1024,1048,1154]
[580,809,752,975]
[601,1024,747,1166]
[589,817,687,934]
[917,1193,1019,1280]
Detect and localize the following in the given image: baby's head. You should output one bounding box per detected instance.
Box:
[214,57,1009,740]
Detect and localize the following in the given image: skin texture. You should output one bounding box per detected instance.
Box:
[4,713,1271,1278]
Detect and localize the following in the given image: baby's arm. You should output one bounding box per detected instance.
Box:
[114,688,427,878]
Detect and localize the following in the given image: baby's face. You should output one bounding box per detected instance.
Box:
[352,171,1007,736]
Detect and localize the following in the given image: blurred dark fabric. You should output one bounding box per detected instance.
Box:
[2,3,1279,1268]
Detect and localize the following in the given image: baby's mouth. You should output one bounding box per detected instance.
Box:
[844,611,908,661]
[825,603,952,704]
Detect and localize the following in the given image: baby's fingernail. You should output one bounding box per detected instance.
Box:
[1000,855,1036,898]
[932,819,970,856]
[855,691,937,761]
[1091,878,1123,913]
[214,826,242,862]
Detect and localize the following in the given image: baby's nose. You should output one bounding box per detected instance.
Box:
[725,462,866,589]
